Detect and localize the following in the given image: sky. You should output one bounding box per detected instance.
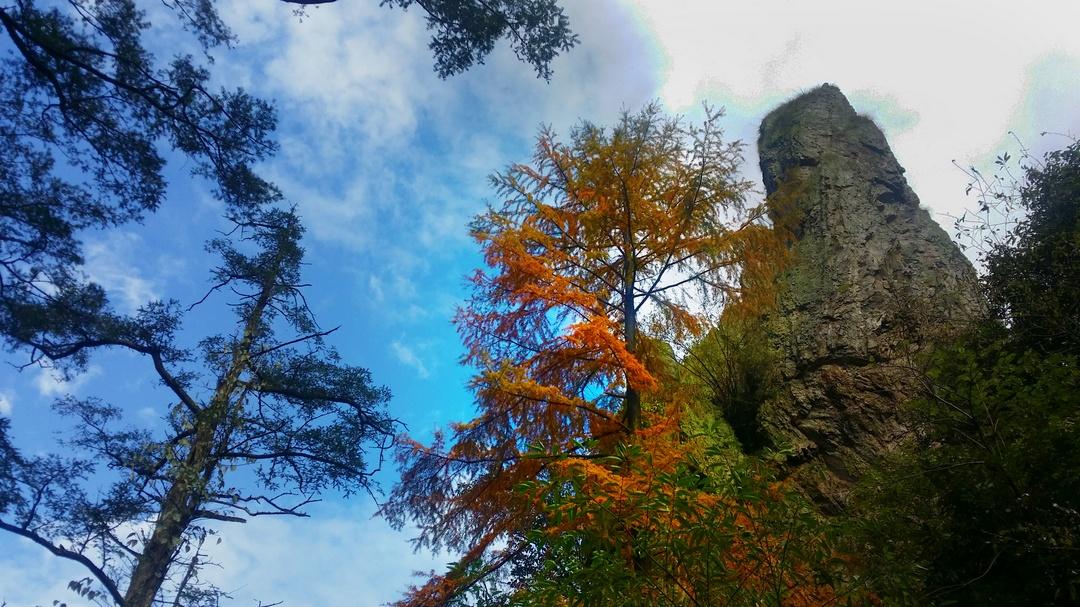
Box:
[2,0,1079,605]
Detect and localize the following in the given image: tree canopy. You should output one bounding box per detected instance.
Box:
[983,139,1080,355]
[380,105,851,606]
[0,205,398,607]
[0,0,576,364]
[299,0,579,79]
[0,0,276,357]
[847,138,1080,605]
[0,0,559,603]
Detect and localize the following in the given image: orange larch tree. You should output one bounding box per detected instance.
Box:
[382,104,787,605]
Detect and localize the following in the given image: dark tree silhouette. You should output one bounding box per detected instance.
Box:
[1,206,397,607]
[282,0,578,79]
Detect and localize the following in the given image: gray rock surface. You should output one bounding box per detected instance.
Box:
[756,84,984,506]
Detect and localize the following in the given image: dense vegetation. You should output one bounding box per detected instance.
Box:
[845,139,1080,605]
[381,128,1080,606]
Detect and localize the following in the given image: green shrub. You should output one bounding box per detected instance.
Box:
[847,328,1080,605]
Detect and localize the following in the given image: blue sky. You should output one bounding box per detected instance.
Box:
[2,0,1080,604]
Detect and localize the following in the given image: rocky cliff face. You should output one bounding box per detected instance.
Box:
[756,84,983,506]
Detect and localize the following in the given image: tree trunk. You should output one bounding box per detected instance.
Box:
[123,276,275,607]
[123,477,197,607]
[622,251,640,432]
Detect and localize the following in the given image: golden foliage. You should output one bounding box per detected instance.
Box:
[529,406,853,607]
[381,104,828,606]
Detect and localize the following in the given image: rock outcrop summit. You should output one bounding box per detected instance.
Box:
[756,84,983,505]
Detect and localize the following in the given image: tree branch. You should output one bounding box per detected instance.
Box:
[0,518,126,607]
[30,337,202,416]
[192,510,247,524]
[249,326,339,359]
[222,449,364,477]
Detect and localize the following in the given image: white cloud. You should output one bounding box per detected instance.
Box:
[199,508,448,606]
[629,0,1080,232]
[276,170,384,252]
[391,341,430,379]
[213,0,657,281]
[0,509,448,607]
[0,536,91,607]
[0,390,12,416]
[34,364,101,398]
[267,5,431,144]
[83,232,159,312]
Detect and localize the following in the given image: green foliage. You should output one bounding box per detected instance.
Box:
[847,331,1080,604]
[424,417,862,607]
[0,0,278,365]
[0,0,578,367]
[505,439,861,607]
[983,139,1080,355]
[0,419,22,513]
[379,0,578,80]
[0,208,396,607]
[682,318,780,453]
